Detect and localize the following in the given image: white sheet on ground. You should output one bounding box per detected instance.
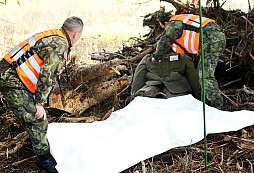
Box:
[47,94,254,173]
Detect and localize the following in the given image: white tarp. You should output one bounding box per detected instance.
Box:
[47,94,254,173]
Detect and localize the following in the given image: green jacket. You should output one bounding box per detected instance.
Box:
[0,28,71,106]
[131,53,200,97]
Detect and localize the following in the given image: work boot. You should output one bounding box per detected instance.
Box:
[36,153,58,173]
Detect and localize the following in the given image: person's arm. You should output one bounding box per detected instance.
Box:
[34,37,68,119]
[153,21,184,63]
[131,55,149,95]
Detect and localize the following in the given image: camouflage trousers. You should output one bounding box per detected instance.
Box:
[0,87,50,155]
[198,22,226,108]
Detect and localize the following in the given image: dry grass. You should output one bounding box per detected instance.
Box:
[0,0,251,64]
[0,0,174,64]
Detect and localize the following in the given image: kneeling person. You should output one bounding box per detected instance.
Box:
[131,53,200,99]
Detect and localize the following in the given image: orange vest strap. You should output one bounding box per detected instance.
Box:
[169,14,214,55]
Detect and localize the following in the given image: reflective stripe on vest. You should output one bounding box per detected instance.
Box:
[4,29,70,93]
[169,14,215,55]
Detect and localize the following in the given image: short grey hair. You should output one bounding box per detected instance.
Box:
[62,16,84,32]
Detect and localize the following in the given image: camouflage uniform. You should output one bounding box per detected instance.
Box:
[131,53,200,99]
[154,20,226,108]
[0,28,71,155]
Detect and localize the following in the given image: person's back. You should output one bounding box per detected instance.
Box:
[0,31,69,92]
[131,53,200,98]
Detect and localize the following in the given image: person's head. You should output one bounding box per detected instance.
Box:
[62,16,84,45]
[159,12,173,29]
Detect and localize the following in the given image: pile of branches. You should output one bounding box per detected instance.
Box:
[88,0,254,111]
[50,0,254,117]
[0,0,254,172]
[44,0,254,118]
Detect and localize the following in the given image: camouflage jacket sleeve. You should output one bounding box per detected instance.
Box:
[34,36,69,106]
[154,21,184,61]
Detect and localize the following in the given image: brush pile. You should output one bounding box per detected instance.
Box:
[0,0,253,172]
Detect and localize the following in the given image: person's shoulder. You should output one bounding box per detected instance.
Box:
[168,20,183,27]
[35,36,68,50]
[42,35,68,45]
[34,36,69,58]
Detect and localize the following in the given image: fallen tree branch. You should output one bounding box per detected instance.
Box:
[242,85,254,96]
[160,0,197,14]
[49,75,132,115]
[226,149,242,166]
[246,159,253,173]
[224,135,254,144]
[68,58,122,89]
[241,15,254,27]
[62,116,98,123]
[12,155,37,166]
[0,131,28,150]
[0,132,29,156]
[220,78,243,88]
[91,52,126,61]
[101,107,114,121]
[220,90,238,106]
[129,44,157,63]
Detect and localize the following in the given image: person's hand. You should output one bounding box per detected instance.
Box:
[35,105,47,120]
[152,57,160,63]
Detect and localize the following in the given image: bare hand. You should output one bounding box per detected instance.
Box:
[35,105,47,120]
[152,57,160,63]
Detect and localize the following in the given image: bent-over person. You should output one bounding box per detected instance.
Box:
[0,16,84,172]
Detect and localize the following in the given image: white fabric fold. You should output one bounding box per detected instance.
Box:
[48,94,254,173]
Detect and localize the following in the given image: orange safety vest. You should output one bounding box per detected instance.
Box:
[169,14,215,55]
[4,29,70,93]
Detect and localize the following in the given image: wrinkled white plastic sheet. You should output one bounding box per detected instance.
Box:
[47,95,254,173]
